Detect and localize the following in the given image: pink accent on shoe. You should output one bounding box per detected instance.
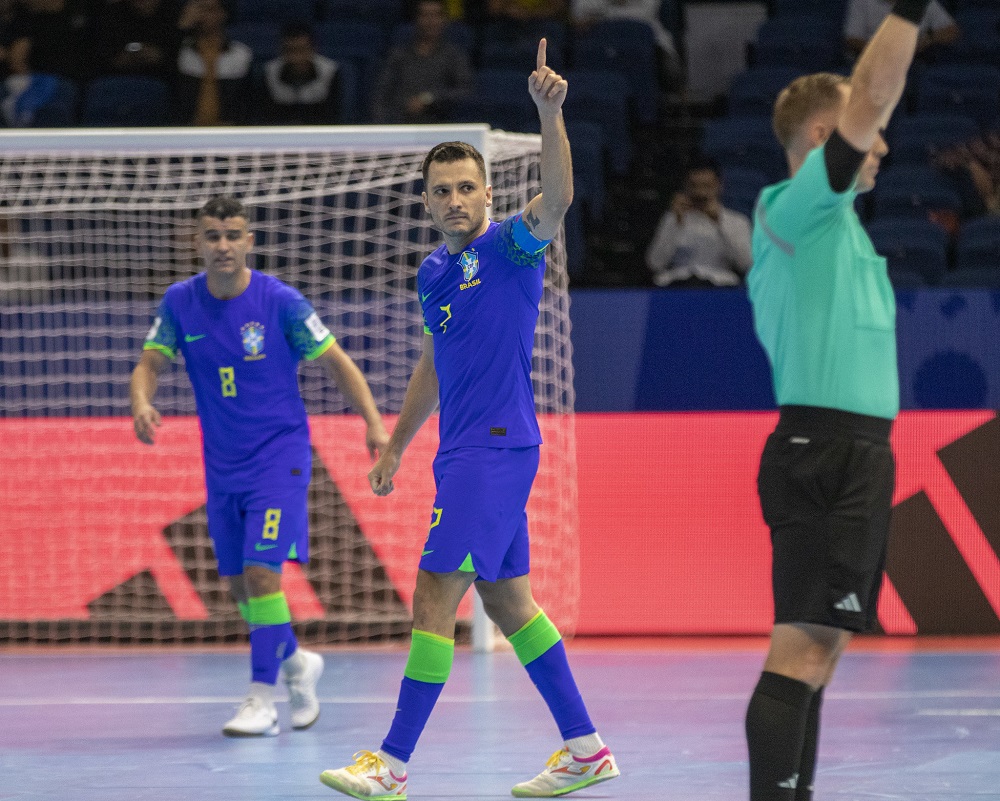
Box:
[570,746,611,763]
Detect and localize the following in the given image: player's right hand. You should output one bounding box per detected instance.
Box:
[368,450,400,496]
[133,404,161,445]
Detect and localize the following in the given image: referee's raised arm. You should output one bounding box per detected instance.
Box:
[838,0,925,155]
[522,38,572,242]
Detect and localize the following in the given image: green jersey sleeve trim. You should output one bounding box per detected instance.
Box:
[143,342,176,359]
[304,334,335,361]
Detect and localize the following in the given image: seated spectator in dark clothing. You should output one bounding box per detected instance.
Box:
[6,0,92,81]
[91,0,182,81]
[174,0,251,125]
[254,22,342,125]
[2,0,92,126]
[371,0,472,124]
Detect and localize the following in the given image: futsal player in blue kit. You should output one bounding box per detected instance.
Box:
[130,196,389,737]
[319,40,619,799]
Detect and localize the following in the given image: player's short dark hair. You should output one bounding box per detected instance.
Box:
[281,20,314,42]
[197,196,249,222]
[421,141,487,187]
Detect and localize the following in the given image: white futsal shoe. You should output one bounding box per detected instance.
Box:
[511,746,620,797]
[320,750,408,799]
[282,648,325,729]
[222,694,279,737]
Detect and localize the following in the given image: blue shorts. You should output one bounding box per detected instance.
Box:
[206,485,309,577]
[419,446,539,582]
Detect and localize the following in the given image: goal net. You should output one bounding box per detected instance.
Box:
[0,126,579,646]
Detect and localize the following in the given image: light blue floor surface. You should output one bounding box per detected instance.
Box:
[3,641,999,800]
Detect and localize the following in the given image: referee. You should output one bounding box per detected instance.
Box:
[744,3,927,800]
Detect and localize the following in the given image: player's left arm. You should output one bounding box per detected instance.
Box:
[315,342,390,460]
[522,37,573,242]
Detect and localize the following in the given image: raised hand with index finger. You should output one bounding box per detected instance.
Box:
[528,38,567,114]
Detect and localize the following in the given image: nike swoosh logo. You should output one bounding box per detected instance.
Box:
[184,334,206,342]
[254,543,278,551]
[422,549,433,556]
[420,292,430,302]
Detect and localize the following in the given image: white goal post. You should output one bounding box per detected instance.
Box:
[0,125,579,652]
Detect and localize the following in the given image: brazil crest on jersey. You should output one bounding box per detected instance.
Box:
[143,270,335,491]
[417,214,548,452]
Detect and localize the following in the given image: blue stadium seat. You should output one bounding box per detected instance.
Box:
[31,77,80,127]
[227,22,281,61]
[721,166,769,219]
[770,0,847,23]
[479,33,564,73]
[235,0,318,24]
[573,19,659,125]
[81,76,170,126]
[562,70,632,175]
[702,116,787,183]
[872,165,963,220]
[955,216,1000,273]
[939,267,1000,287]
[314,21,386,119]
[888,113,980,164]
[453,68,537,132]
[659,0,682,36]
[727,67,802,116]
[752,15,844,71]
[321,0,402,29]
[885,267,927,288]
[915,65,1000,127]
[867,217,949,286]
[566,121,605,221]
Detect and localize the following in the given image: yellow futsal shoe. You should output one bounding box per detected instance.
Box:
[320,750,408,799]
[512,746,620,797]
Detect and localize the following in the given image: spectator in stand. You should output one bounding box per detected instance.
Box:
[645,156,753,287]
[91,0,182,82]
[174,0,251,125]
[253,22,342,125]
[2,0,92,126]
[934,130,1000,217]
[570,0,681,90]
[844,0,959,60]
[371,0,472,125]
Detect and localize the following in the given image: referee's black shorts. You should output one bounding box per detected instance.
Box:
[757,405,895,633]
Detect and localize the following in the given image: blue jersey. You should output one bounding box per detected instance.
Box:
[144,270,335,492]
[418,215,548,452]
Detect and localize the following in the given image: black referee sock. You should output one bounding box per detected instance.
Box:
[795,687,824,801]
[746,671,815,801]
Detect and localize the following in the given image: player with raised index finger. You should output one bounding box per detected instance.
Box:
[318,39,620,801]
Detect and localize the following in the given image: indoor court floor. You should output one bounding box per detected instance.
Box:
[4,638,1000,800]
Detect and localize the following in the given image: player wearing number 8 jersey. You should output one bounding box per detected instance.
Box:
[130,196,389,738]
[319,38,618,800]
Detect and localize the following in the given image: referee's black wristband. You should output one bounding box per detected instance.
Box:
[892,0,931,25]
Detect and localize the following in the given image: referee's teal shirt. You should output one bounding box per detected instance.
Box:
[747,145,899,421]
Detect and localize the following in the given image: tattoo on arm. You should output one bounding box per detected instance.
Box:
[524,209,541,232]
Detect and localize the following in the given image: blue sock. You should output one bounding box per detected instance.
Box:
[380,629,454,763]
[510,611,595,741]
[524,640,596,740]
[381,676,446,762]
[249,623,296,684]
